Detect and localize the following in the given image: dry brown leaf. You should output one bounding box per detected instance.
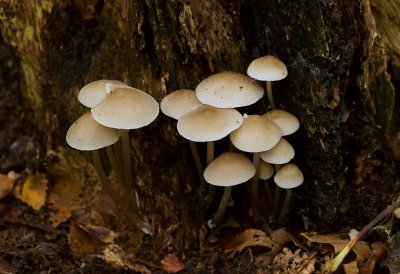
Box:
[46,149,94,227]
[343,260,359,274]
[359,241,389,274]
[68,222,106,254]
[104,244,150,274]
[302,233,371,264]
[224,228,273,257]
[0,172,17,200]
[12,173,48,210]
[160,254,185,273]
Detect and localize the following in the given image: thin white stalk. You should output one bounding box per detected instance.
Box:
[119,129,139,211]
[212,186,232,225]
[266,81,276,109]
[250,152,261,207]
[277,189,292,226]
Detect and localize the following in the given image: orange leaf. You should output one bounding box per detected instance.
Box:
[12,173,48,210]
[160,254,185,273]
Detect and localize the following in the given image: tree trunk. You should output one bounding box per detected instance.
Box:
[0,0,398,256]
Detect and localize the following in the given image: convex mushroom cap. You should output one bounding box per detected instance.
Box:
[230,114,282,152]
[195,71,264,108]
[263,109,300,136]
[91,87,159,129]
[260,138,295,164]
[259,160,274,180]
[177,105,243,142]
[78,80,128,108]
[160,89,202,120]
[204,152,256,186]
[247,55,288,81]
[66,113,120,150]
[274,163,304,189]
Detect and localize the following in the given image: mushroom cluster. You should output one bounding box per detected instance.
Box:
[66,79,159,234]
[161,55,304,227]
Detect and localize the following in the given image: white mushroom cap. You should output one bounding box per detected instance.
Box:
[263,109,300,136]
[160,89,202,120]
[91,88,159,129]
[195,71,264,108]
[259,160,274,180]
[177,105,243,142]
[204,152,256,187]
[229,114,282,153]
[247,55,288,81]
[66,113,120,151]
[78,80,128,108]
[260,138,295,164]
[274,163,304,189]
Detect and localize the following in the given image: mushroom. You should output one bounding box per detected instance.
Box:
[247,55,288,109]
[177,104,243,165]
[78,79,129,108]
[273,163,304,226]
[263,109,300,136]
[195,71,264,108]
[204,152,255,227]
[66,113,120,212]
[229,114,282,207]
[260,138,295,214]
[160,89,204,183]
[91,87,159,214]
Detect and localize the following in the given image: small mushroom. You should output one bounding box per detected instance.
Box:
[195,71,264,108]
[91,87,159,218]
[204,152,255,227]
[247,55,288,109]
[230,114,282,207]
[160,89,204,184]
[273,163,304,226]
[263,109,300,136]
[78,79,129,108]
[66,113,120,212]
[177,104,243,165]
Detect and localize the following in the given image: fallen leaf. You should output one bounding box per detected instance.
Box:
[301,233,371,264]
[104,244,150,274]
[12,173,48,210]
[343,260,359,274]
[272,248,316,274]
[46,149,95,227]
[224,228,273,257]
[160,254,185,273]
[359,241,389,274]
[68,222,106,254]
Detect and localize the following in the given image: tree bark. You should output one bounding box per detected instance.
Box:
[0,0,398,256]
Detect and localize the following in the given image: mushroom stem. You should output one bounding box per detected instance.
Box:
[250,152,261,207]
[206,141,215,165]
[119,129,139,211]
[263,180,274,211]
[277,189,292,226]
[105,145,123,183]
[212,186,232,225]
[189,141,205,186]
[91,150,118,213]
[266,81,276,109]
[206,141,216,204]
[272,164,282,215]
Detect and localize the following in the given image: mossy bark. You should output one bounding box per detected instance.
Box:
[0,0,399,255]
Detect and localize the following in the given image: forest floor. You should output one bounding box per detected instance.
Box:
[1,40,400,274]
